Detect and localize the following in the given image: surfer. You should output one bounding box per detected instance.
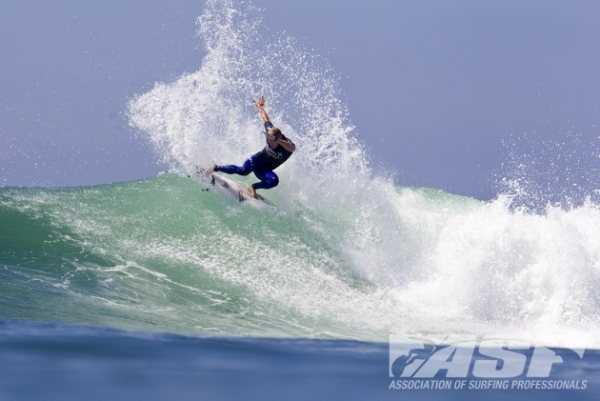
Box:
[205,96,296,198]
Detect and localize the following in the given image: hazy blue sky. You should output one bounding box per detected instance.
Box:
[2,0,600,200]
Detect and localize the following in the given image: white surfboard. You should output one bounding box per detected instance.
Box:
[192,167,278,210]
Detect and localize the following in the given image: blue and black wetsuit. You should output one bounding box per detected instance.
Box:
[213,121,295,190]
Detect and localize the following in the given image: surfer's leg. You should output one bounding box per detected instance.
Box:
[214,157,254,176]
[251,170,279,190]
[246,166,277,199]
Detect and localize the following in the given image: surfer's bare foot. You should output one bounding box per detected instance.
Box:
[247,185,257,199]
[204,165,214,176]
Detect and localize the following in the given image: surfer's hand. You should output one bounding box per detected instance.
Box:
[253,96,265,109]
[254,96,271,122]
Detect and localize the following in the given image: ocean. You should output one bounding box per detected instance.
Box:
[2,0,599,399]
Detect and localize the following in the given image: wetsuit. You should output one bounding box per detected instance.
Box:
[213,121,295,190]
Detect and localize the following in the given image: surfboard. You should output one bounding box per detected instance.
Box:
[192,167,278,210]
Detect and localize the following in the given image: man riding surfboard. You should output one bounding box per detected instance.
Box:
[205,96,296,198]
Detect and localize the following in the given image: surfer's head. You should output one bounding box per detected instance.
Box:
[267,127,282,139]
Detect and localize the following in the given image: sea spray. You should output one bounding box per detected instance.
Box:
[497,130,600,212]
[127,0,403,288]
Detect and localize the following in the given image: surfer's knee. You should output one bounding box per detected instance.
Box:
[264,172,279,188]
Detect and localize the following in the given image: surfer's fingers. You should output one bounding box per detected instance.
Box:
[253,96,265,109]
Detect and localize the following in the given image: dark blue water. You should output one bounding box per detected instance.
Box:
[0,321,597,401]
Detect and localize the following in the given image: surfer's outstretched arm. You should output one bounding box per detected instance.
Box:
[253,96,270,122]
[253,96,295,153]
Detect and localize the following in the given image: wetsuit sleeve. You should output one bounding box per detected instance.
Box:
[281,134,294,146]
[264,121,275,131]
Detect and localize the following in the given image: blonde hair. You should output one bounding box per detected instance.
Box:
[268,127,282,138]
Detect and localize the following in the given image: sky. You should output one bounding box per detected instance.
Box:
[2,0,600,200]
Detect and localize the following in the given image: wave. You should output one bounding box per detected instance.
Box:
[1,174,599,347]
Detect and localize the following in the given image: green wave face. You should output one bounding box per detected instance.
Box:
[0,174,402,339]
[2,174,600,348]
